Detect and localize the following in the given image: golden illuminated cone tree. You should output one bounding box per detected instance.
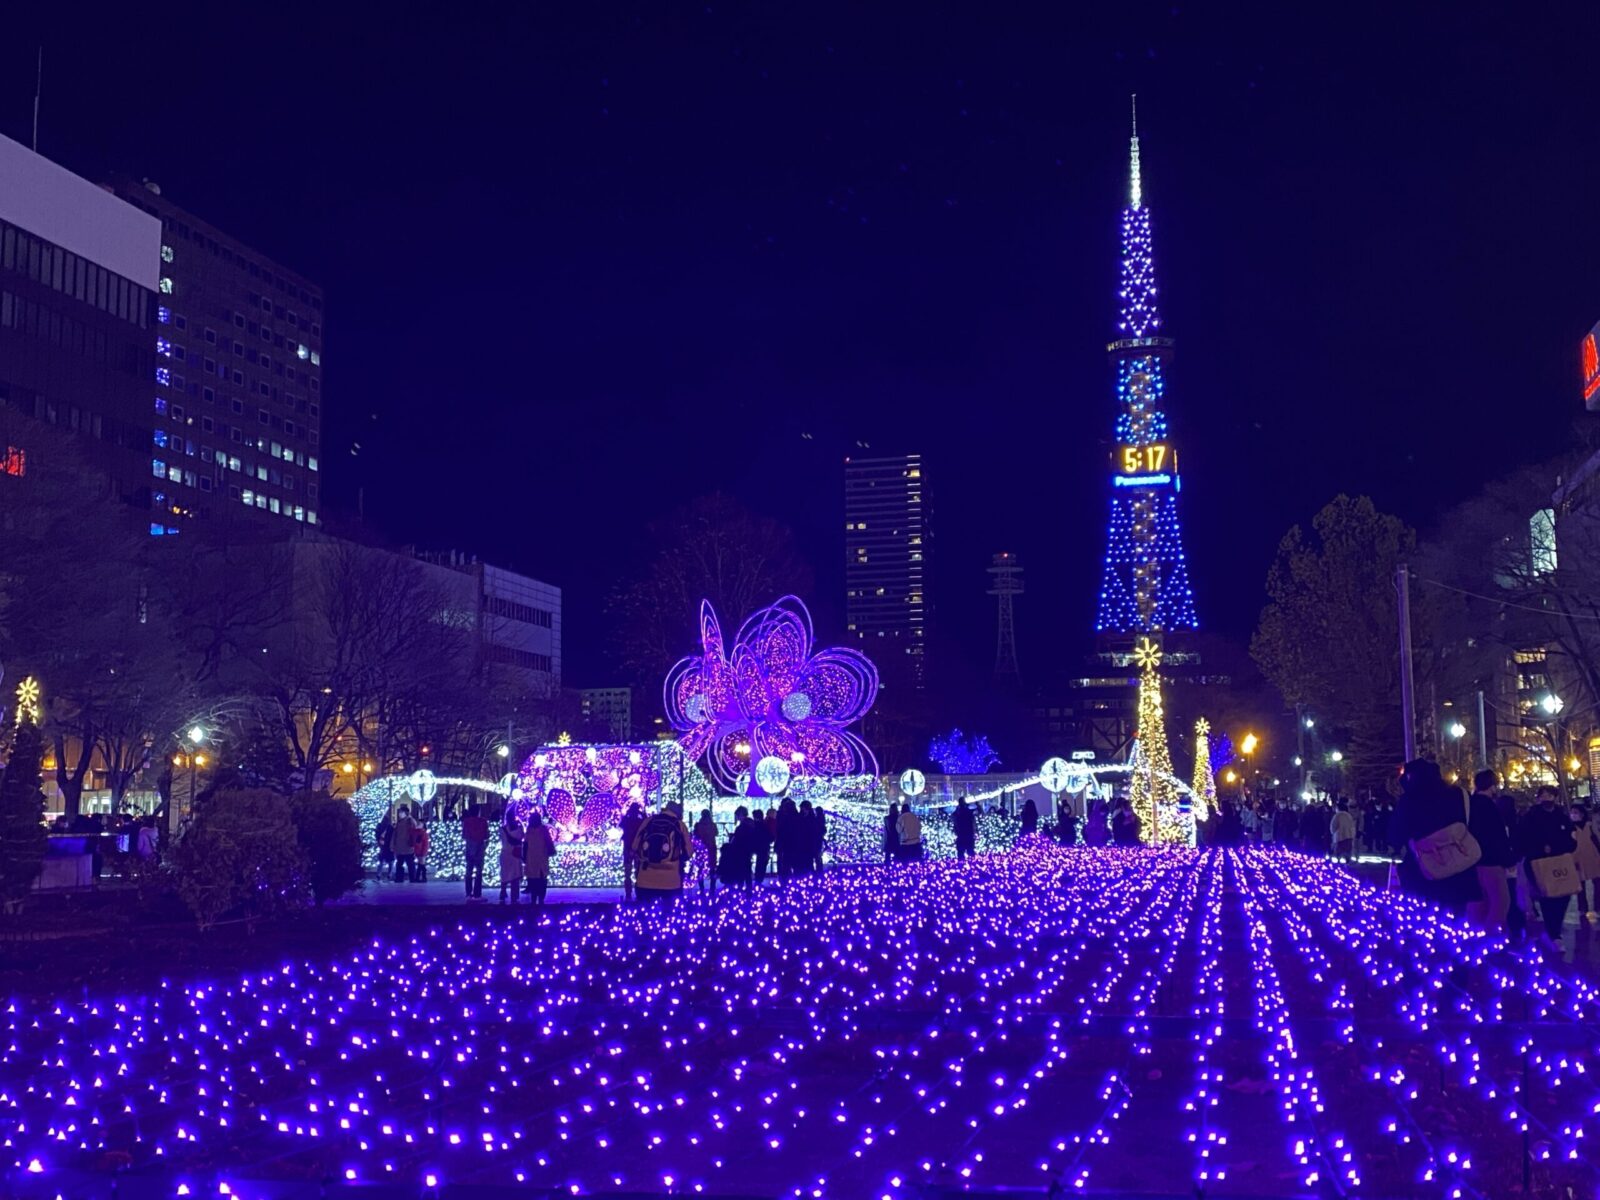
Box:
[1127,637,1182,844]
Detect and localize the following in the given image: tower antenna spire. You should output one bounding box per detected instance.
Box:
[1129,93,1142,209]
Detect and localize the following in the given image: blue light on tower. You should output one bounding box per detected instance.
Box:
[1094,98,1200,637]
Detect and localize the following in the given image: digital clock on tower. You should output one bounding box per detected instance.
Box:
[1117,443,1173,475]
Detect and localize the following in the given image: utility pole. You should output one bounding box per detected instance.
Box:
[1475,689,1489,771]
[1396,563,1417,762]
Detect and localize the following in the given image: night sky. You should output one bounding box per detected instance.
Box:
[6,3,1598,693]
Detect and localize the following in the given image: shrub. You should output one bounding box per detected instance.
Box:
[0,719,48,912]
[289,791,365,904]
[168,788,309,929]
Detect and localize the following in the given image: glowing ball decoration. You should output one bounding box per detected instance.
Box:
[665,595,880,790]
[898,767,926,797]
[754,754,792,796]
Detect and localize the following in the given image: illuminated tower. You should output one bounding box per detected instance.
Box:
[987,551,1023,686]
[1094,99,1199,638]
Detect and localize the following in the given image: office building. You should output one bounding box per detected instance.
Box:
[579,687,633,740]
[416,550,562,696]
[844,452,930,686]
[108,175,326,533]
[0,134,161,514]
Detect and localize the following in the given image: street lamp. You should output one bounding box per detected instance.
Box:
[1540,692,1564,717]
[1240,733,1259,756]
[188,725,205,745]
[1329,749,1344,763]
[1292,755,1303,767]
[1447,721,1467,740]
[1303,717,1315,730]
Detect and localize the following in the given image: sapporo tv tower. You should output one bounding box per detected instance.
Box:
[1077,99,1201,764]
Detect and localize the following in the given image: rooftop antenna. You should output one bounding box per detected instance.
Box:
[1128,93,1142,209]
[32,47,42,151]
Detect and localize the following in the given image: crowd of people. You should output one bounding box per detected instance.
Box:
[1391,761,1600,948]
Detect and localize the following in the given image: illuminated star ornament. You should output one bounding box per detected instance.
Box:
[14,675,41,725]
[1132,635,1163,672]
[665,595,879,790]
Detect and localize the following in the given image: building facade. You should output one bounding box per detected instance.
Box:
[0,134,161,514]
[579,687,634,741]
[108,176,326,534]
[844,452,930,686]
[417,550,562,697]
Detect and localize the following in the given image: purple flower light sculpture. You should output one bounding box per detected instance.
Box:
[665,595,879,790]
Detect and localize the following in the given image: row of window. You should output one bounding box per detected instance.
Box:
[133,201,322,313]
[486,645,554,673]
[156,390,320,453]
[1,291,146,378]
[0,220,150,329]
[485,595,555,628]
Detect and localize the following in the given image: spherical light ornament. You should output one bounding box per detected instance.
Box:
[899,768,926,798]
[781,692,813,722]
[1039,757,1073,793]
[684,694,708,723]
[407,768,438,806]
[754,755,792,796]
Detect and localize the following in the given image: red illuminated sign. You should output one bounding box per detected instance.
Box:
[1585,323,1600,408]
[1,445,23,477]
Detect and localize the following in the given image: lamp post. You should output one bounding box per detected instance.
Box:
[174,726,206,824]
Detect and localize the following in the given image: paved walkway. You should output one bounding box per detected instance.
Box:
[335,877,624,906]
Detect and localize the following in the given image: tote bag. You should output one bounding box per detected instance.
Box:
[1409,793,1481,881]
[1529,852,1581,898]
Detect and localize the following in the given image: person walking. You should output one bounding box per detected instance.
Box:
[693,809,719,893]
[953,795,977,859]
[462,803,490,900]
[1566,803,1600,923]
[1330,802,1356,861]
[524,812,557,907]
[375,809,394,881]
[620,802,646,902]
[895,803,923,862]
[719,806,754,888]
[809,802,827,873]
[1019,796,1039,838]
[1494,786,1528,938]
[1464,770,1515,932]
[390,806,419,883]
[631,802,691,908]
[498,815,526,904]
[883,803,901,864]
[1518,785,1580,946]
[750,807,773,884]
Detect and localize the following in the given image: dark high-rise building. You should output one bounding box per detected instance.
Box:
[0,133,162,515]
[844,452,930,686]
[109,176,326,533]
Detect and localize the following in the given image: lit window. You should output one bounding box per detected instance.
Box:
[160,245,174,264]
[308,456,318,472]
[293,505,305,521]
[307,510,317,524]
[309,350,320,366]
[157,306,172,324]
[154,398,167,414]
[150,522,166,536]
[155,367,171,386]
[242,489,254,505]
[297,343,309,360]
[269,497,281,514]
[153,430,168,449]
[156,338,172,357]
[158,277,173,294]
[152,458,167,479]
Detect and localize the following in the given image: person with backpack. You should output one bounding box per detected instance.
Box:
[631,803,691,907]
[524,812,557,907]
[619,803,646,902]
[391,806,418,883]
[693,809,719,893]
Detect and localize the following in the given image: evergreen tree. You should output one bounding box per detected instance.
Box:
[1127,638,1181,844]
[0,714,48,911]
[1191,719,1216,821]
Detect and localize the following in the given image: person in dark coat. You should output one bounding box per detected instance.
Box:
[953,796,977,859]
[1391,759,1479,912]
[806,801,826,873]
[1465,769,1515,931]
[1518,785,1578,944]
[1019,796,1039,838]
[1111,800,1141,846]
[750,808,773,883]
[1058,809,1081,846]
[775,797,801,878]
[883,803,900,864]
[719,806,754,888]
